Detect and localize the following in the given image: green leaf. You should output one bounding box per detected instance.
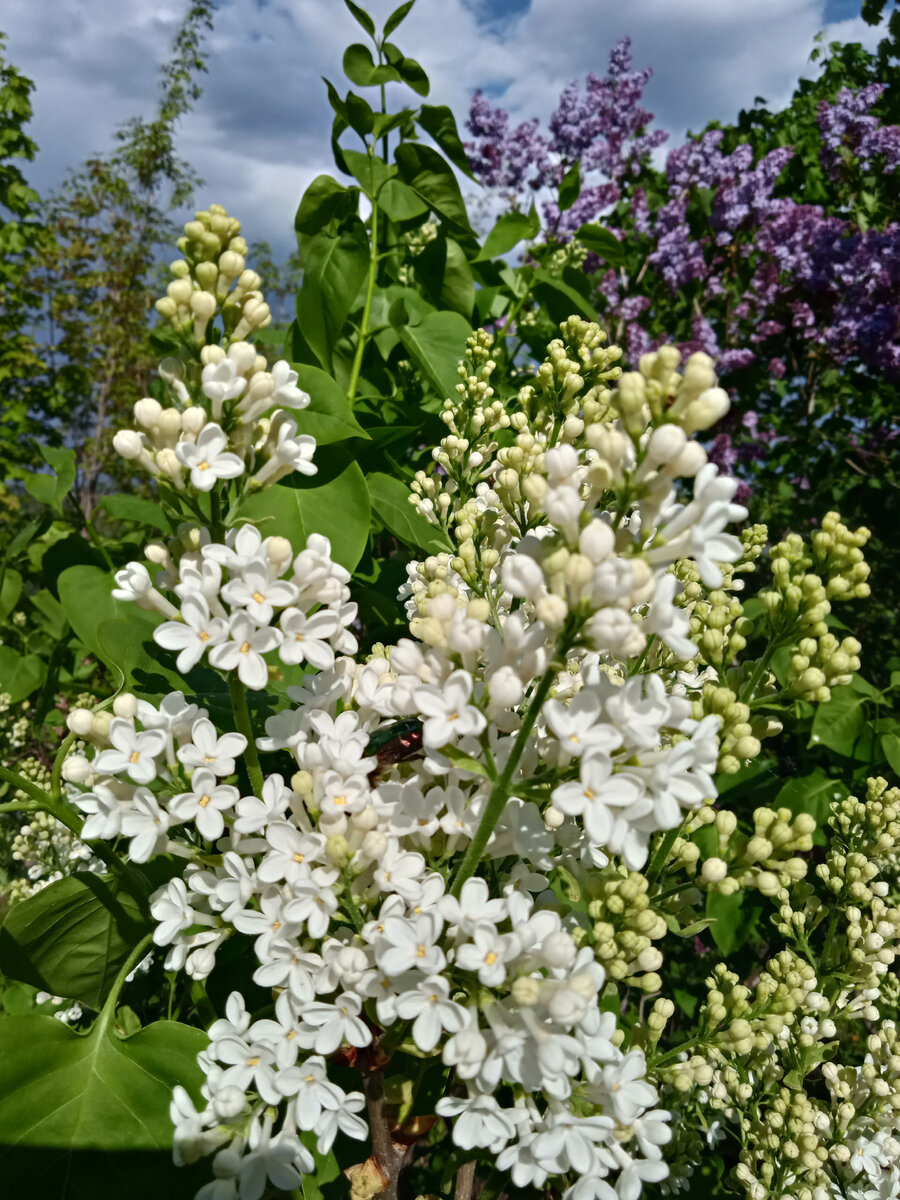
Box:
[575,222,626,268]
[811,685,867,756]
[394,143,474,235]
[294,365,370,444]
[776,769,847,836]
[415,235,475,318]
[377,177,429,222]
[435,744,490,777]
[706,891,747,955]
[417,103,477,180]
[23,445,77,513]
[882,731,900,775]
[474,206,540,262]
[396,309,472,399]
[343,43,387,87]
[384,0,416,36]
[673,988,698,1018]
[57,564,142,665]
[341,147,395,199]
[343,0,376,36]
[295,176,359,238]
[0,1013,207,1199]
[234,448,371,572]
[532,267,598,322]
[558,160,581,212]
[300,1130,342,1200]
[0,567,22,621]
[367,472,453,554]
[98,494,170,532]
[0,873,151,1010]
[345,90,376,137]
[383,42,430,95]
[0,646,47,703]
[296,220,370,370]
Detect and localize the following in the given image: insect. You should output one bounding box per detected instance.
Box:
[365,718,424,781]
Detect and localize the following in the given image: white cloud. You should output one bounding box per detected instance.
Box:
[2,0,887,257]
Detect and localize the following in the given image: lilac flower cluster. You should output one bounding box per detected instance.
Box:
[466,39,667,237]
[818,83,900,176]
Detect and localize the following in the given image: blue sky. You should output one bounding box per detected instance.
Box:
[2,0,885,258]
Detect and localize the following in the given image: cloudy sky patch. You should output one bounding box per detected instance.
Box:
[3,0,883,255]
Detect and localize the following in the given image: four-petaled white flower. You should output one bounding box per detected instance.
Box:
[169,768,239,841]
[221,563,298,625]
[394,975,467,1052]
[93,718,167,784]
[208,613,281,689]
[155,594,229,674]
[415,670,486,749]
[177,717,247,777]
[175,424,244,492]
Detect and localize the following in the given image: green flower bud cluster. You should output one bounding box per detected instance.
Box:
[687,807,814,895]
[156,204,271,345]
[396,219,438,285]
[691,680,774,773]
[759,515,870,703]
[735,1085,831,1198]
[0,691,30,753]
[585,868,667,993]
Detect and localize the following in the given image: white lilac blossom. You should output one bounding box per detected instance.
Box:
[70,315,857,1200]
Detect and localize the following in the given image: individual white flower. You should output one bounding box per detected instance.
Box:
[371,843,426,903]
[278,608,339,668]
[213,1034,281,1105]
[551,756,647,847]
[201,359,247,409]
[177,717,247,777]
[271,360,311,409]
[312,1089,368,1152]
[591,1050,657,1124]
[208,614,281,689]
[436,1092,517,1152]
[93,718,167,784]
[456,925,519,987]
[73,783,125,840]
[275,1054,338,1124]
[395,975,467,1052]
[169,768,239,841]
[233,773,291,834]
[150,878,200,945]
[112,562,178,617]
[543,691,623,761]
[641,573,697,660]
[415,670,486,749]
[257,822,327,885]
[299,994,372,1055]
[221,563,298,625]
[121,788,171,862]
[439,877,507,935]
[283,869,339,938]
[154,594,230,674]
[175,424,244,492]
[255,415,317,484]
[377,913,446,976]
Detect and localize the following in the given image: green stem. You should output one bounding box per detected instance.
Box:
[449,626,575,897]
[228,675,264,796]
[646,821,685,886]
[51,730,78,800]
[98,933,154,1032]
[0,799,37,814]
[347,151,379,406]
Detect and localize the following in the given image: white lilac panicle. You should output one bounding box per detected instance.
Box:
[82,323,787,1200]
[114,529,357,690]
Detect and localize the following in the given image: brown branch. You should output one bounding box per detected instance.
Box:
[454,1159,476,1200]
[361,1057,407,1200]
